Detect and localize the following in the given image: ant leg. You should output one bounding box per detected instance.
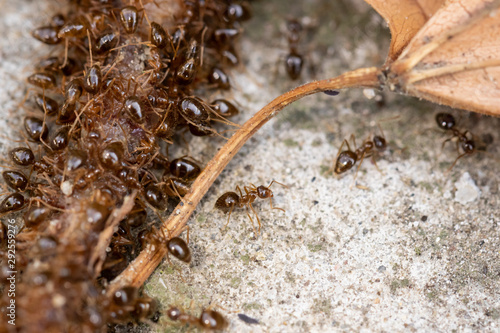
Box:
[269,197,285,212]
[222,204,235,231]
[244,205,258,235]
[244,185,254,194]
[267,180,288,189]
[441,136,454,150]
[168,178,187,204]
[351,151,367,189]
[349,134,357,151]
[236,185,244,198]
[248,203,262,234]
[446,153,467,173]
[371,154,383,174]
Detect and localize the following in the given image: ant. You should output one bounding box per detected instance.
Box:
[138,226,191,263]
[166,306,228,330]
[214,180,287,234]
[284,18,304,80]
[331,124,387,183]
[435,112,476,171]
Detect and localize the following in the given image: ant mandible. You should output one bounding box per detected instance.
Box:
[215,180,287,234]
[435,112,475,171]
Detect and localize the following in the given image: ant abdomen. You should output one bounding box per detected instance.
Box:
[34,94,59,115]
[119,6,139,34]
[123,96,145,124]
[83,64,102,94]
[169,157,201,181]
[199,309,229,330]
[57,17,88,39]
[144,183,169,210]
[167,237,191,263]
[24,206,50,228]
[212,99,239,118]
[334,151,357,174]
[28,72,56,89]
[32,26,62,45]
[208,67,230,90]
[180,97,211,124]
[51,126,71,151]
[215,191,239,213]
[10,147,35,166]
[24,117,49,142]
[151,22,169,49]
[0,193,26,213]
[285,52,303,81]
[2,170,28,192]
[166,306,228,330]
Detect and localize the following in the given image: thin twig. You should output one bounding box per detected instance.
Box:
[108,67,382,293]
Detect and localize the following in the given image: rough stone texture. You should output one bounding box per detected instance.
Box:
[1,0,499,332]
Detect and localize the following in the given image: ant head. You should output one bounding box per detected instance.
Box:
[373,135,386,150]
[462,139,475,154]
[256,185,272,199]
[436,113,455,130]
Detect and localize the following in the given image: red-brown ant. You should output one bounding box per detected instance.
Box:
[215,180,287,233]
[435,112,476,170]
[332,124,388,182]
[139,226,191,263]
[166,306,228,330]
[285,19,304,80]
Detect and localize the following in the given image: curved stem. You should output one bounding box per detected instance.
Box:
[109,67,382,292]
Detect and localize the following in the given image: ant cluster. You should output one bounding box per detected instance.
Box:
[0,0,252,331]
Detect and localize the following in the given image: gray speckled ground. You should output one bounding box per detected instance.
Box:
[1,0,499,332]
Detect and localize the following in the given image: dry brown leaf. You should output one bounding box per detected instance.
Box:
[365,0,445,61]
[386,0,500,116]
[367,0,500,116]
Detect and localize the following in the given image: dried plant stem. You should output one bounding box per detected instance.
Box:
[109,67,382,292]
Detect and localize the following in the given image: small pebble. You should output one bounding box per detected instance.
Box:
[363,88,376,99]
[454,172,480,204]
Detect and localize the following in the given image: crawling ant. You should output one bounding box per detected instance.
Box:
[107,286,158,324]
[215,180,287,234]
[166,306,228,330]
[284,19,304,80]
[332,124,387,181]
[435,112,476,170]
[138,226,191,263]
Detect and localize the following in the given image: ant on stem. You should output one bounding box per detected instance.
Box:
[215,180,287,234]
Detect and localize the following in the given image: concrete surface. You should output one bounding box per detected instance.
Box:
[1,0,499,332]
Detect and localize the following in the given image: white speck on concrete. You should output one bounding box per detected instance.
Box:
[454,172,481,204]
